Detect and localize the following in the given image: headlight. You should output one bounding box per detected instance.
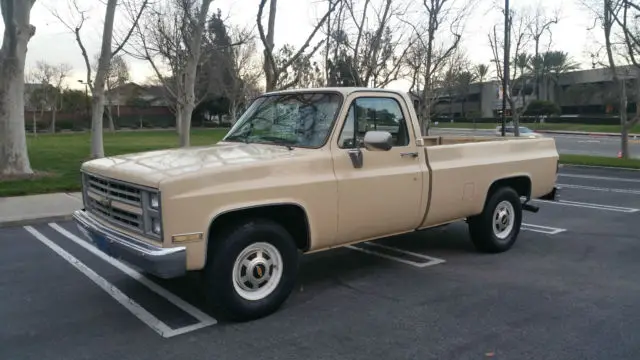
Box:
[150,193,159,209]
[151,217,162,234]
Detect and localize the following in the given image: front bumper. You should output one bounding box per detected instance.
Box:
[539,186,559,201]
[73,210,186,279]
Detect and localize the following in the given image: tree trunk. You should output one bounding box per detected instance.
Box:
[620,77,629,158]
[509,98,521,137]
[621,124,629,158]
[51,107,57,133]
[178,103,194,147]
[176,0,211,147]
[0,0,36,175]
[264,0,278,91]
[90,95,106,157]
[230,100,238,124]
[90,0,118,159]
[419,100,430,136]
[106,105,115,132]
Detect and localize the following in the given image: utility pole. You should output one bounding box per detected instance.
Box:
[501,0,510,136]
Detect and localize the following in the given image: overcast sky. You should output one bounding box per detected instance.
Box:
[1,0,601,91]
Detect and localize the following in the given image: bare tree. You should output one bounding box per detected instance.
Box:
[488,7,535,137]
[51,63,72,133]
[527,3,560,100]
[257,0,339,91]
[405,0,475,135]
[127,0,212,146]
[32,61,54,132]
[225,30,263,122]
[323,0,416,88]
[95,54,130,132]
[33,61,72,133]
[198,17,263,123]
[50,0,149,158]
[0,0,36,176]
[601,0,640,158]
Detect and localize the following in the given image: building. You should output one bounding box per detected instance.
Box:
[104,82,172,107]
[410,65,639,119]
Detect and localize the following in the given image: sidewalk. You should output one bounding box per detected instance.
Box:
[0,192,83,228]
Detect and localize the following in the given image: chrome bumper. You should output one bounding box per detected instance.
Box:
[72,210,186,279]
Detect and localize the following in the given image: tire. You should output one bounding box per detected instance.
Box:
[467,186,522,253]
[203,219,299,322]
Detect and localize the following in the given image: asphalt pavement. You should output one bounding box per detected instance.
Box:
[2,165,640,360]
[431,127,640,159]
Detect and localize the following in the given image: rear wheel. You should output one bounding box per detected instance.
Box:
[468,187,522,253]
[203,219,299,321]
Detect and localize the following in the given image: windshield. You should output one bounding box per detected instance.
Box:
[223,92,342,148]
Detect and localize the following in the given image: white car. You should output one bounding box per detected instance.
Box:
[494,125,544,138]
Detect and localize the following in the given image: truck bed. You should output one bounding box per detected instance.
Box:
[418,135,558,228]
[421,135,530,146]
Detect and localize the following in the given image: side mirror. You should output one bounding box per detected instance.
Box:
[363,131,393,151]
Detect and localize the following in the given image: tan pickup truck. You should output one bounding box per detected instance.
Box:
[74,87,559,322]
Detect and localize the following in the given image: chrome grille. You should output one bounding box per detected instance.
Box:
[86,174,142,206]
[82,172,162,240]
[87,197,142,230]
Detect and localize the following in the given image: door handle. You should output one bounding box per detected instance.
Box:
[400,152,419,158]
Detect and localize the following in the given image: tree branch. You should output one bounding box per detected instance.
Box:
[112,0,149,57]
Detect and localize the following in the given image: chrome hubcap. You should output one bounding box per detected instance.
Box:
[493,200,515,240]
[232,242,283,301]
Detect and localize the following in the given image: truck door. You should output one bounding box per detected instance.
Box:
[330,92,425,243]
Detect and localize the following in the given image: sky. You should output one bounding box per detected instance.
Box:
[0,0,603,92]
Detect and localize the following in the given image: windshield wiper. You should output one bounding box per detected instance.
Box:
[254,136,296,150]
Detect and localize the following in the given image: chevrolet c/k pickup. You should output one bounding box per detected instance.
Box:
[74,87,559,321]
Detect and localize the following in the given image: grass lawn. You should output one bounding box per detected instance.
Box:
[0,129,229,197]
[434,122,640,133]
[559,154,640,169]
[2,128,639,197]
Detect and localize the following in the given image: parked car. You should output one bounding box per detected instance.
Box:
[74,87,559,322]
[494,125,545,138]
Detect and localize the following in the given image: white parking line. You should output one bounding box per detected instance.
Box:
[522,223,566,235]
[48,223,216,337]
[557,183,640,195]
[24,226,174,337]
[345,242,446,268]
[559,173,640,183]
[532,199,639,213]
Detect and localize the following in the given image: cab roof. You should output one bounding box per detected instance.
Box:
[263,87,409,97]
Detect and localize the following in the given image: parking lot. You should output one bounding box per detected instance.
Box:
[2,165,640,360]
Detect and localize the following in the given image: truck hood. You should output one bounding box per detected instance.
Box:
[81,141,310,187]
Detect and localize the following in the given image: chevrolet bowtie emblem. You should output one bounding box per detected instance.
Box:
[99,198,112,207]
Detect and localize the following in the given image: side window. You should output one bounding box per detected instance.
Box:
[337,97,410,148]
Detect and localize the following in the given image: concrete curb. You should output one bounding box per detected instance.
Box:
[534,130,636,137]
[0,213,74,229]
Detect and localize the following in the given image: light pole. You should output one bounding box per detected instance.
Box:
[501,0,510,137]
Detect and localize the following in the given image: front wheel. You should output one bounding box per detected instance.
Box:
[203,219,299,321]
[468,187,522,253]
